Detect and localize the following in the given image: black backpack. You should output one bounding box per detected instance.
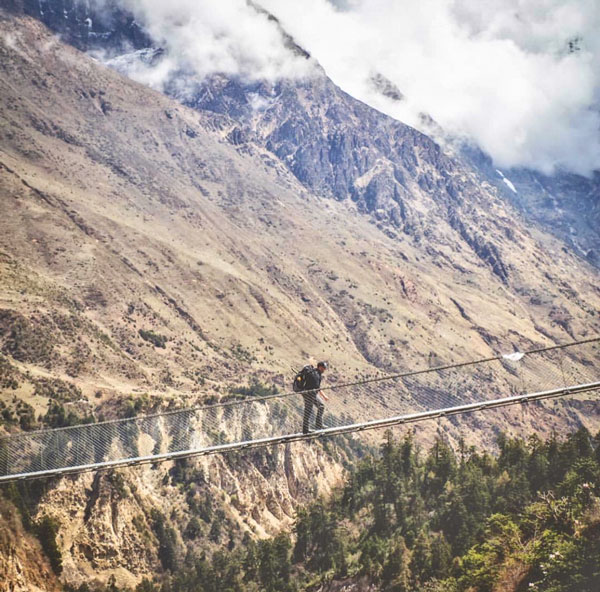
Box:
[293,365,314,392]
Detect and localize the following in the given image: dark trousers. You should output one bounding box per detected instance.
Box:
[302,392,324,433]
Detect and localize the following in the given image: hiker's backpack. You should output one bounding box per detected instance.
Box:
[293,365,314,392]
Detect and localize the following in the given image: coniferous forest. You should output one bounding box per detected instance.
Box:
[35,427,598,592]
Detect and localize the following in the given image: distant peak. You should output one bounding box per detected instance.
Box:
[247,0,311,60]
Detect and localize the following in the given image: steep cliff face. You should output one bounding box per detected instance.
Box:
[1,7,600,590]
[501,168,600,265]
[4,0,150,54]
[0,498,62,592]
[29,441,344,588]
[462,146,600,267]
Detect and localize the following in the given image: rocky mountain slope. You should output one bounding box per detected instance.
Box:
[0,6,600,590]
[8,0,600,268]
[461,146,600,267]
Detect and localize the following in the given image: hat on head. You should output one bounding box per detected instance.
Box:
[317,361,328,369]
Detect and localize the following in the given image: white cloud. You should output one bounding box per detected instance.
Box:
[114,0,314,83]
[96,0,600,176]
[260,0,600,176]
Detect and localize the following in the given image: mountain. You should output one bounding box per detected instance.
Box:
[1,3,600,589]
[461,146,600,267]
[2,3,597,398]
[8,0,600,266]
[4,0,151,54]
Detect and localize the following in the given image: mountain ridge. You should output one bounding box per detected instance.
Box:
[6,0,598,267]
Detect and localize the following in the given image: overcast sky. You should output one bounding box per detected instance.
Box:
[109,0,600,176]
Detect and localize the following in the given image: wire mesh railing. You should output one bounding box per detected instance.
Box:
[1,337,599,482]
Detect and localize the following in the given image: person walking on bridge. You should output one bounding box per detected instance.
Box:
[295,361,329,434]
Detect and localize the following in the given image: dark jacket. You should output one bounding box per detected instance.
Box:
[303,367,322,392]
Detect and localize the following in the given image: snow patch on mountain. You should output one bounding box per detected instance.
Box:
[496,169,518,194]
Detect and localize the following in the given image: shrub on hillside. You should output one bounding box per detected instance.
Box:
[139,329,168,348]
[35,515,62,575]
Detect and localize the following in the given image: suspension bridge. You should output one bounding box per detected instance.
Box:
[1,337,599,484]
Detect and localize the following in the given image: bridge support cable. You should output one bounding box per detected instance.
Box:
[1,381,599,484]
[0,337,599,483]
